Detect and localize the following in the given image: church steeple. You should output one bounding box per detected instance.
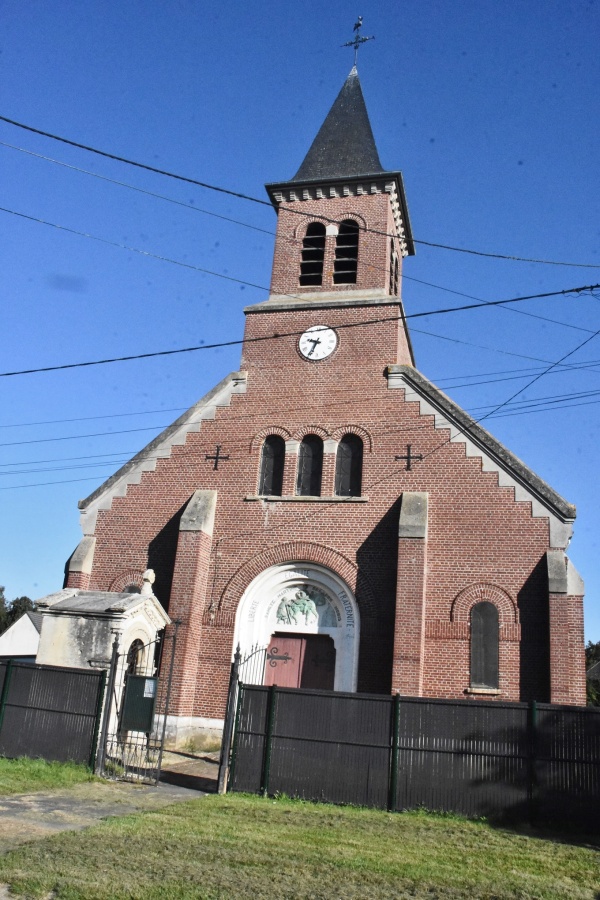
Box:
[291,67,384,183]
[264,69,414,310]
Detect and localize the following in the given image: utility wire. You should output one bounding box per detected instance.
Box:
[2,114,599,269]
[0,205,268,293]
[3,327,600,432]
[418,294,600,466]
[3,389,600,489]
[2,140,595,338]
[2,375,600,466]
[0,250,594,378]
[0,140,275,236]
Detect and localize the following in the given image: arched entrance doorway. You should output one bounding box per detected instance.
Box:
[233,562,359,692]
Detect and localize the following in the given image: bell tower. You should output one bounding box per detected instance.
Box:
[241,66,415,372]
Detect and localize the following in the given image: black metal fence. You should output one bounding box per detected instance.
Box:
[229,685,600,828]
[0,660,105,767]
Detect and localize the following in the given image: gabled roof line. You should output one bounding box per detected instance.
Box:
[78,371,247,533]
[388,364,576,527]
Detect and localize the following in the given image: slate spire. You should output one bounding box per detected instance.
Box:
[291,67,384,182]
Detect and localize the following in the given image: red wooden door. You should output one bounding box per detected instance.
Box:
[264,634,336,690]
[264,636,305,687]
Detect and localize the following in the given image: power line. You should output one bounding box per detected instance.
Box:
[2,390,598,489]
[0,475,118,491]
[0,140,276,237]
[0,278,596,379]
[0,205,270,293]
[414,238,600,268]
[3,135,596,341]
[468,320,600,426]
[0,407,186,430]
[2,114,599,270]
[4,141,597,342]
[0,424,173,449]
[0,115,267,206]
[1,376,599,477]
[418,295,600,466]
[411,327,600,372]
[3,327,600,433]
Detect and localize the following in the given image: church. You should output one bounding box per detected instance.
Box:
[60,67,586,745]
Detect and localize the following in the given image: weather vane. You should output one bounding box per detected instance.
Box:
[341,17,375,67]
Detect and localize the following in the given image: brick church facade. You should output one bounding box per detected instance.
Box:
[64,69,586,743]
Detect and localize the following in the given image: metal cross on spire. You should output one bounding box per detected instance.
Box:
[341,17,375,67]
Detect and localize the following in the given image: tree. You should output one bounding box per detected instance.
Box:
[9,596,35,623]
[0,590,34,636]
[0,586,8,635]
[585,640,600,707]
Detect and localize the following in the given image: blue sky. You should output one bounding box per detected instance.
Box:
[1,2,599,640]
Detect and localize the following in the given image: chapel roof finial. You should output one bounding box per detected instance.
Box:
[341,16,375,68]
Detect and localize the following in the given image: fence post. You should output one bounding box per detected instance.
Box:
[218,644,241,794]
[88,669,108,769]
[0,660,15,744]
[95,633,121,776]
[388,693,401,812]
[155,620,181,784]
[527,700,538,826]
[261,685,277,797]
[228,682,244,791]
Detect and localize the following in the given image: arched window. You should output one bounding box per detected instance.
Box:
[333,220,359,284]
[126,639,145,676]
[299,222,326,286]
[296,435,323,496]
[470,602,499,689]
[335,434,363,497]
[258,435,285,496]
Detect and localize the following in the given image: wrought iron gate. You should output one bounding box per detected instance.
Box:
[217,643,268,792]
[96,624,179,784]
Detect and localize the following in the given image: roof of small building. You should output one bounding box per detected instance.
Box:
[27,611,44,633]
[35,588,159,617]
[291,67,385,182]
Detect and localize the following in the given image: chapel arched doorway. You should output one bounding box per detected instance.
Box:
[233,562,360,692]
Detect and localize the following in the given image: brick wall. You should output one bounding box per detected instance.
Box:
[70,188,585,724]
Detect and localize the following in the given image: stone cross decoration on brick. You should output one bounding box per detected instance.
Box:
[395,444,424,472]
[205,445,230,470]
[341,17,375,67]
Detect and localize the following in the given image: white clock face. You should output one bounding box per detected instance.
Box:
[298,326,338,361]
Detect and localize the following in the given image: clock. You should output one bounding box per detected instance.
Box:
[298,325,338,361]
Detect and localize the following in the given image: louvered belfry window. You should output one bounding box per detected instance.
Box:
[258,435,285,496]
[300,222,326,286]
[333,220,359,284]
[296,435,323,496]
[470,602,499,689]
[335,434,363,497]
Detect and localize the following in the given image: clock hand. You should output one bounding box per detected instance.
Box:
[307,337,321,356]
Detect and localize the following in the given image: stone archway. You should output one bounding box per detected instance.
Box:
[233,562,360,692]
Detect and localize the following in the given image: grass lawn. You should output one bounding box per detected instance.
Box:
[0,757,96,796]
[0,793,598,899]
